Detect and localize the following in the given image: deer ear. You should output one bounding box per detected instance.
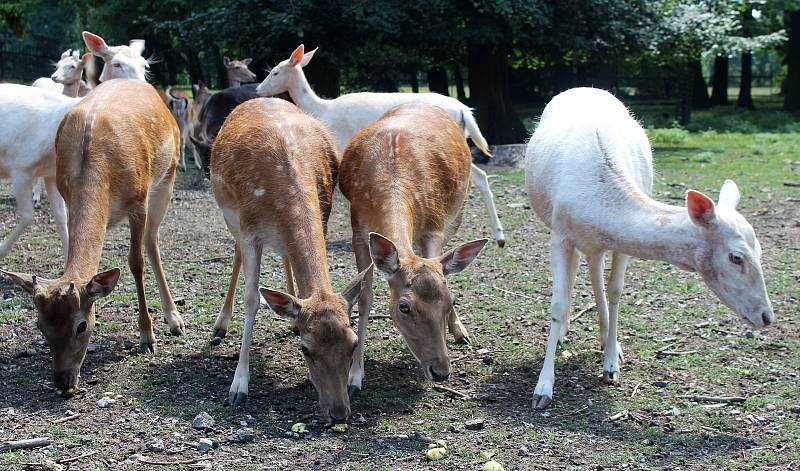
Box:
[300,47,317,67]
[241,58,252,66]
[718,179,740,209]
[288,44,305,66]
[61,49,72,59]
[85,267,121,299]
[82,31,109,57]
[687,190,716,227]
[81,53,92,65]
[0,270,39,294]
[128,39,145,57]
[439,239,489,276]
[260,288,302,319]
[340,265,372,306]
[369,232,400,276]
[223,56,231,66]
[72,50,80,61]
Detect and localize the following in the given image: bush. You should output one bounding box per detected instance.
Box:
[646,127,690,145]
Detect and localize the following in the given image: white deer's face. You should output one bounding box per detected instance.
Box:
[82,32,148,82]
[687,181,774,328]
[256,44,316,97]
[51,50,83,84]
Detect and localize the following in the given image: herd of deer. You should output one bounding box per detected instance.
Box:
[0,33,774,423]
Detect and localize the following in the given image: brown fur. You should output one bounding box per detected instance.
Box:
[4,79,186,392]
[210,98,367,421]
[340,103,486,385]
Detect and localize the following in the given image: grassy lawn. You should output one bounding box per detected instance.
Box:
[0,101,797,469]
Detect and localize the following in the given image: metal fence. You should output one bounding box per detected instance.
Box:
[0,40,60,83]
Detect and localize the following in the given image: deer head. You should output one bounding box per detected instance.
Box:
[223,57,256,86]
[369,233,487,381]
[256,44,317,97]
[82,31,148,82]
[1,268,121,393]
[260,267,370,423]
[50,49,91,85]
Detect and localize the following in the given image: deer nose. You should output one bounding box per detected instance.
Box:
[52,370,75,390]
[328,410,348,424]
[429,366,450,382]
[761,311,772,327]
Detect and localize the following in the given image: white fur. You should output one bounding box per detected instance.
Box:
[0,85,76,259]
[525,87,774,408]
[82,31,149,82]
[256,45,505,245]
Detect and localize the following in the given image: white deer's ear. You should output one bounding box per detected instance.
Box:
[288,44,305,66]
[129,39,145,57]
[81,53,92,65]
[718,179,740,209]
[223,56,231,66]
[61,49,72,59]
[72,50,80,61]
[241,58,252,66]
[83,31,110,57]
[687,190,716,227]
[300,47,317,67]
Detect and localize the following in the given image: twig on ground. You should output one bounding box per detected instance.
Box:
[783,181,800,187]
[550,405,589,418]
[137,457,201,466]
[0,437,51,452]
[52,413,81,424]
[451,349,506,364]
[657,350,699,357]
[677,395,746,403]
[570,304,596,323]
[432,384,471,399]
[492,285,535,300]
[656,334,691,353]
[166,255,229,264]
[59,449,100,464]
[608,410,629,422]
[631,382,641,397]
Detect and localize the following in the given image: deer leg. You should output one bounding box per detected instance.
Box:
[603,252,630,384]
[211,240,241,345]
[532,236,578,409]
[347,232,373,398]
[0,177,34,259]
[283,257,296,296]
[144,180,185,336]
[229,240,262,407]
[31,177,44,210]
[558,248,581,343]
[44,176,68,261]
[129,210,156,354]
[470,164,505,247]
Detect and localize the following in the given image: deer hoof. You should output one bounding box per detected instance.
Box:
[170,326,185,336]
[532,393,553,410]
[228,391,248,408]
[348,385,360,399]
[602,371,621,386]
[210,328,227,346]
[140,342,156,354]
[496,238,505,248]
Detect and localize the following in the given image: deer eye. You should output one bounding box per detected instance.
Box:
[398,300,411,314]
[729,252,744,265]
[76,321,87,336]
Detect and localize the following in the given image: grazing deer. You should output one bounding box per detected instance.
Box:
[165,87,191,171]
[339,103,488,396]
[1,32,184,395]
[256,44,506,247]
[525,88,774,409]
[209,97,369,422]
[0,85,73,260]
[224,57,256,87]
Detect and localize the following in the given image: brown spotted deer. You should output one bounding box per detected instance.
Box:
[224,57,256,87]
[525,88,774,409]
[339,103,488,396]
[0,32,184,395]
[209,98,369,422]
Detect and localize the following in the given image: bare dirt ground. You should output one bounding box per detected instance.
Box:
[0,137,798,470]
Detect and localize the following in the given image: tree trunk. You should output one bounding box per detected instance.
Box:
[675,64,692,125]
[410,71,419,93]
[453,66,467,101]
[737,52,755,109]
[427,67,449,95]
[690,61,710,109]
[467,43,527,144]
[784,10,800,111]
[710,56,729,106]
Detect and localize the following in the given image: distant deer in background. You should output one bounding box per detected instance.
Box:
[256,44,505,247]
[224,57,256,87]
[525,87,774,409]
[165,87,191,171]
[1,31,184,396]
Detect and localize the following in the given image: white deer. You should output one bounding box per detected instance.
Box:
[256,44,505,247]
[525,87,774,409]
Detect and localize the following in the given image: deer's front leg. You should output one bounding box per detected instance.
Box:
[348,236,373,398]
[129,212,155,353]
[229,242,262,407]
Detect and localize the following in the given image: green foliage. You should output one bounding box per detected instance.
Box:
[647,127,690,144]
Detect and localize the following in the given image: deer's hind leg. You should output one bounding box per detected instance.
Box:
[128,208,156,353]
[211,240,241,345]
[144,177,185,336]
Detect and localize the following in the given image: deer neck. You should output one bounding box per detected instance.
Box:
[280,219,331,298]
[227,71,240,88]
[287,70,327,116]
[63,192,110,281]
[61,79,81,98]
[602,196,699,271]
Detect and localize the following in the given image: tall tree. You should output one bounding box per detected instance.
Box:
[784,10,800,110]
[710,55,729,105]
